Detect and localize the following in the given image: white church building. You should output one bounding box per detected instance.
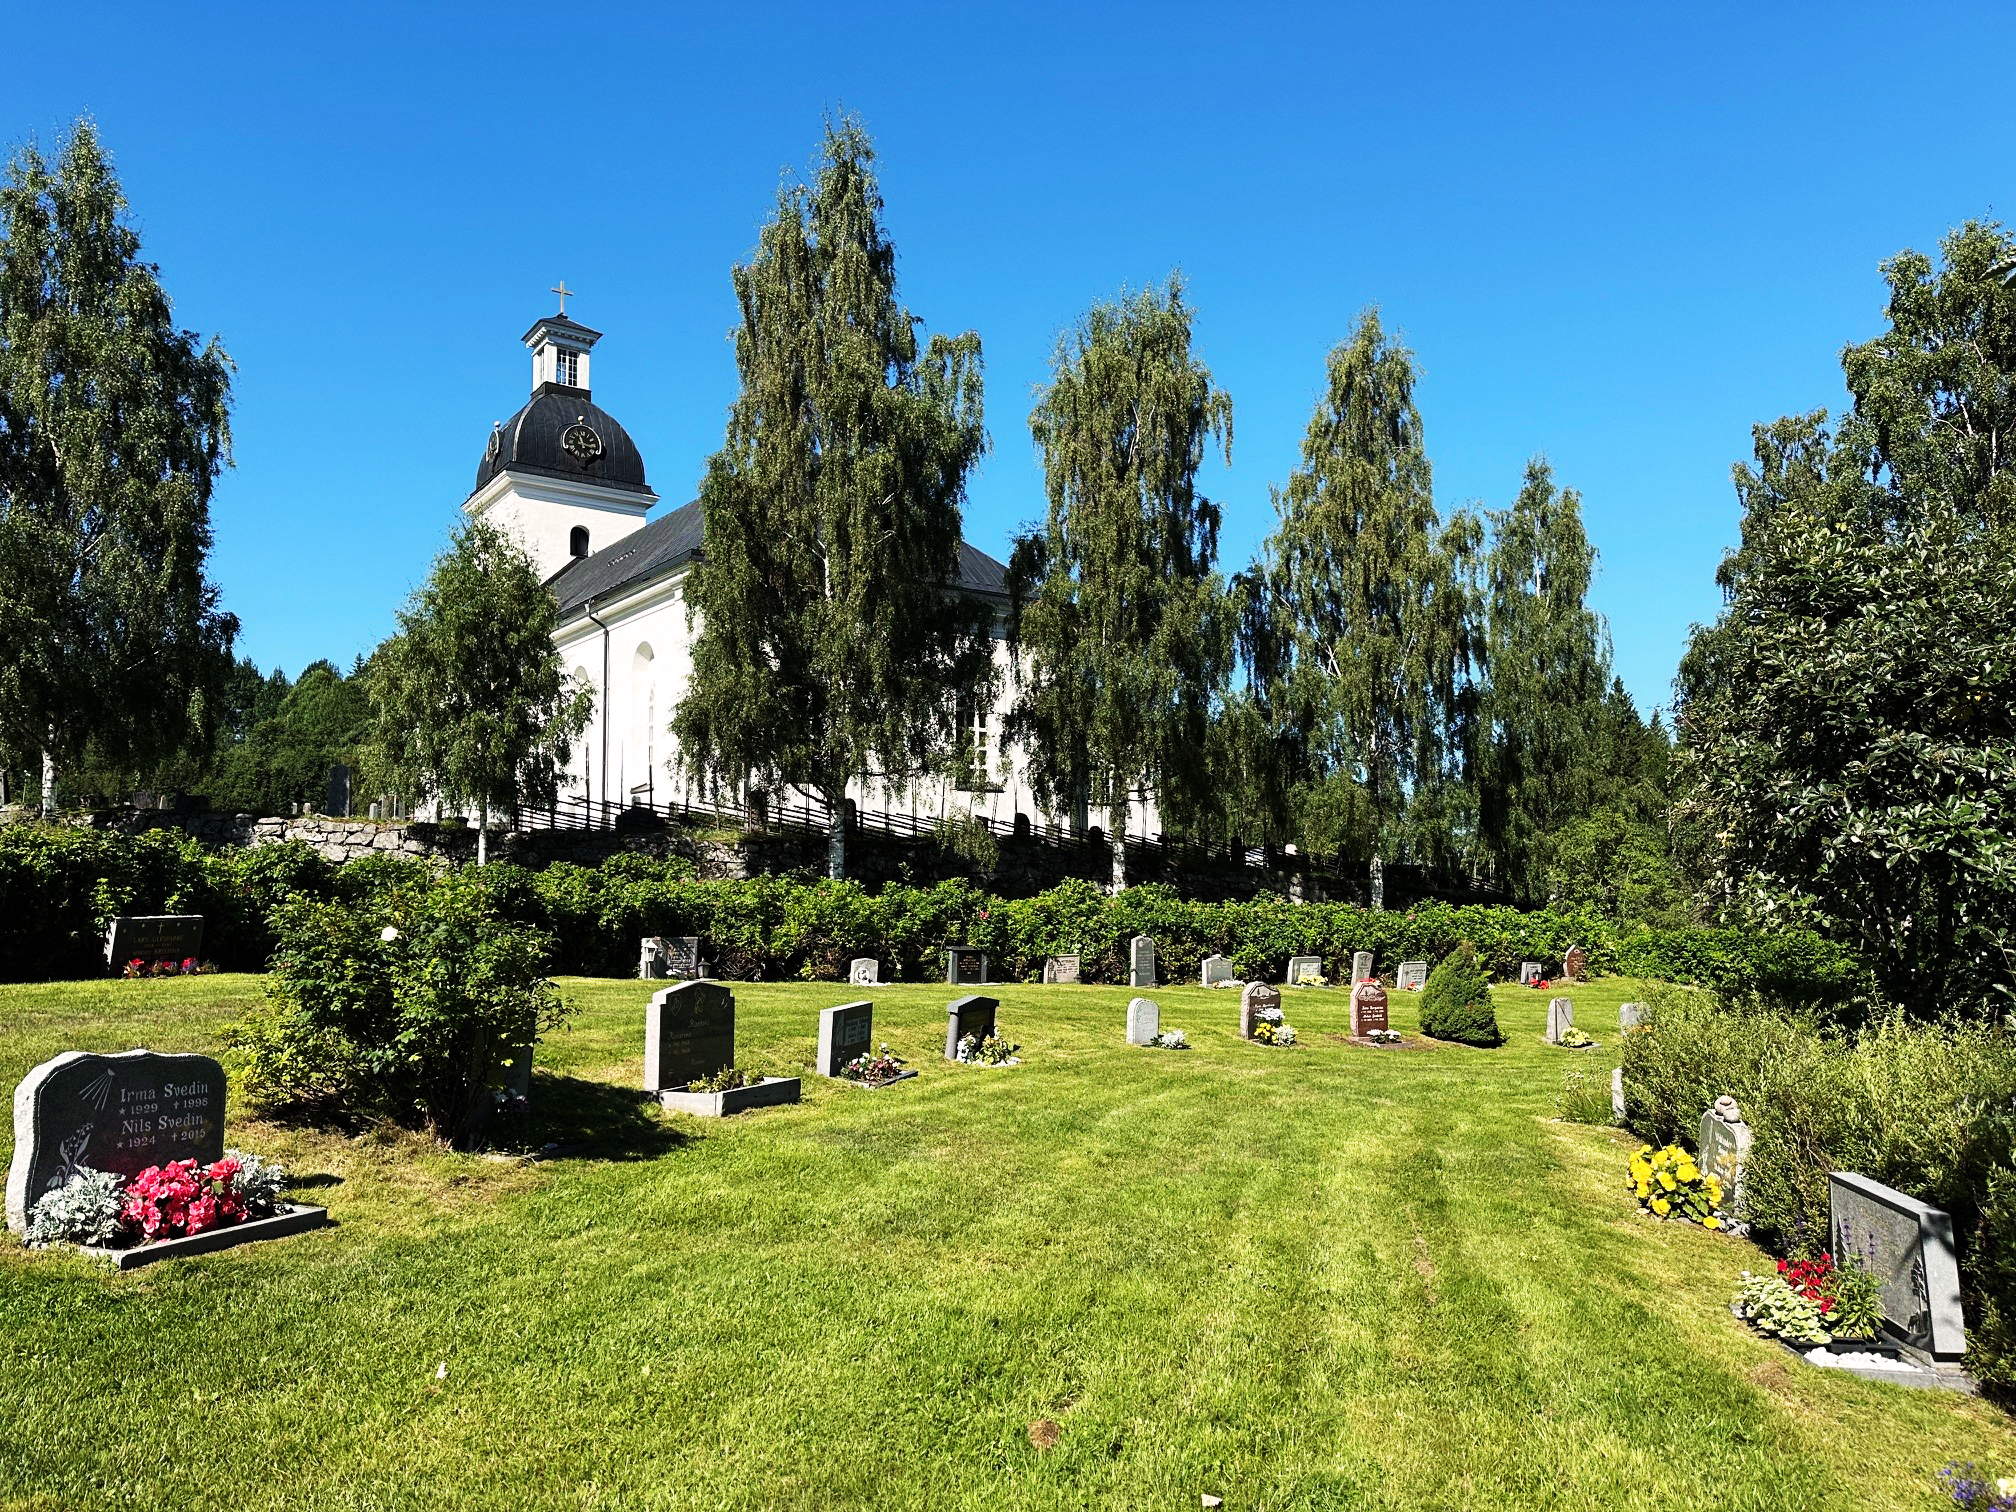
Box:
[464,305,1131,837]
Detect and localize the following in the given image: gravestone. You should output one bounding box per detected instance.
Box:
[638,936,700,981]
[1518,962,1541,986]
[1619,1001,1644,1031]
[1042,954,1081,985]
[816,1000,875,1078]
[1829,1171,1966,1361]
[1286,955,1323,985]
[501,1039,532,1100]
[643,981,736,1093]
[1129,936,1157,989]
[103,915,205,971]
[639,938,667,979]
[1350,982,1390,1036]
[1239,982,1282,1040]
[1545,997,1575,1044]
[848,958,879,988]
[326,763,351,818]
[1611,1067,1626,1123]
[1126,997,1160,1046]
[1562,943,1587,981]
[1201,953,1236,988]
[1351,950,1374,983]
[1697,1095,1753,1218]
[944,947,989,986]
[944,995,1000,1059]
[1395,961,1429,991]
[8,1049,226,1233]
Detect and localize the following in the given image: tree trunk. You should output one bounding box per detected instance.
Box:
[1109,795,1128,895]
[827,798,847,880]
[40,744,56,822]
[1370,852,1385,910]
[477,800,489,866]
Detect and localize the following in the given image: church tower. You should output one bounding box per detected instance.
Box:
[464,293,656,581]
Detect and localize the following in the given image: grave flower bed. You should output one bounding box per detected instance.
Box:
[121,956,219,978]
[841,1045,912,1086]
[1626,1143,1723,1227]
[956,1032,1020,1066]
[26,1151,294,1252]
[1251,1007,1298,1046]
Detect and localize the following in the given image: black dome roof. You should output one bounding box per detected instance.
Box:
[473,384,650,496]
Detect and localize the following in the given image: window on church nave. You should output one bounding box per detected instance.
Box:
[555,349,580,386]
[955,693,996,791]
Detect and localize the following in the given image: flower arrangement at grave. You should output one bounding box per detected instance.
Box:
[1626,1144,1723,1227]
[1147,1028,1189,1049]
[1293,970,1329,988]
[841,1043,909,1085]
[687,1065,758,1092]
[122,957,219,979]
[1732,1267,1832,1345]
[1251,1006,1297,1046]
[1366,1028,1402,1046]
[1529,977,1552,990]
[956,1032,1020,1065]
[25,1151,291,1251]
[1558,1026,1596,1049]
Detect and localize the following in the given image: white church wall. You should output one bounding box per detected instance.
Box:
[468,470,651,584]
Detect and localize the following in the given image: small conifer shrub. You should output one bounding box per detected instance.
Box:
[1418,942,1503,1047]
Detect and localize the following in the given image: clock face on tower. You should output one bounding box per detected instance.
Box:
[561,417,604,465]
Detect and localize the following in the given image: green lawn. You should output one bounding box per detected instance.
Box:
[0,972,2008,1510]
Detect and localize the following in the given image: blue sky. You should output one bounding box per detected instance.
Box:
[9,1,2013,716]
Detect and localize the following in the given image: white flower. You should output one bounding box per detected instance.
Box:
[381,926,400,942]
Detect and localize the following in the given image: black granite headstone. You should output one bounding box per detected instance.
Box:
[7,1049,226,1233]
[944,948,989,986]
[643,981,736,1091]
[103,915,205,971]
[816,1001,875,1077]
[945,995,999,1059]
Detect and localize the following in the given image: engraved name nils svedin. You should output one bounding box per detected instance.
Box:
[49,1068,217,1191]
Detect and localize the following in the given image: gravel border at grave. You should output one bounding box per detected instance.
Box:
[74,1202,328,1270]
[1761,1333,1978,1394]
[656,1077,802,1117]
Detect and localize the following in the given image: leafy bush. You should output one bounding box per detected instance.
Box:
[235,868,569,1146]
[1418,943,1502,1047]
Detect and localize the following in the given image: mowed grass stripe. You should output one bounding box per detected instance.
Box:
[0,974,2008,1509]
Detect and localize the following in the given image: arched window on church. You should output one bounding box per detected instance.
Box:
[629,644,656,802]
[570,525,590,558]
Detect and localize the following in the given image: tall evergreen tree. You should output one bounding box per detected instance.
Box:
[1241,310,1472,901]
[672,118,994,880]
[1476,458,1611,902]
[367,519,591,864]
[0,121,236,817]
[1005,277,1233,890]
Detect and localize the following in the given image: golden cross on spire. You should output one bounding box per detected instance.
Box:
[551,280,574,315]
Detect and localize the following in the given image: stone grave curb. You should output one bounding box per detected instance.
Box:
[834,1070,920,1090]
[657,1077,802,1117]
[72,1202,329,1271]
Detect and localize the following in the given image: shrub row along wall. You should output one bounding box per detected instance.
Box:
[1620,989,2016,1399]
[0,824,1863,1002]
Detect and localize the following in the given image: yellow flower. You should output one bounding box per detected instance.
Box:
[1676,1161,1699,1183]
[1636,1181,1651,1200]
[1703,1216,1722,1230]
[1651,1197,1671,1215]
[1658,1171,1676,1192]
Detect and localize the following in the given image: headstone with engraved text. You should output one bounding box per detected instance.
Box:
[1562,943,1587,981]
[1240,981,1282,1040]
[1351,950,1374,983]
[1546,997,1575,1044]
[8,1050,226,1233]
[1286,955,1324,985]
[1829,1171,1966,1361]
[1129,936,1157,989]
[1201,953,1236,988]
[1350,982,1390,1036]
[1519,961,1542,986]
[945,995,999,1059]
[1698,1095,1753,1220]
[1042,954,1082,985]
[1126,997,1160,1046]
[1395,961,1428,991]
[848,958,879,988]
[643,981,737,1093]
[944,948,989,986]
[103,915,205,972]
[817,1000,876,1078]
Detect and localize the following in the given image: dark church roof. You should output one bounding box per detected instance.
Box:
[550,499,1012,624]
[473,384,650,497]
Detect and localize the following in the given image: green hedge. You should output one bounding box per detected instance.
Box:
[0,825,1865,1004]
[1620,988,2016,1398]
